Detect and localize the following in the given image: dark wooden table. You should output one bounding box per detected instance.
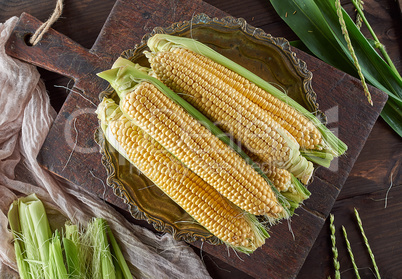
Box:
[1,0,401,278]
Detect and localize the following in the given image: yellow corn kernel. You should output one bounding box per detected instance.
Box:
[151,47,323,150]
[102,102,266,250]
[259,162,292,192]
[149,48,313,184]
[120,81,284,217]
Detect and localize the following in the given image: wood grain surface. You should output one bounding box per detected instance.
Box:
[1,0,401,278]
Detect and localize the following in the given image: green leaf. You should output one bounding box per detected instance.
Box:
[381,95,402,137]
[270,0,402,136]
[269,0,357,75]
[315,0,402,98]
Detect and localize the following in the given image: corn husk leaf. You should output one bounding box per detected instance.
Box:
[63,224,81,279]
[88,218,116,279]
[106,226,132,279]
[8,194,52,279]
[49,230,68,279]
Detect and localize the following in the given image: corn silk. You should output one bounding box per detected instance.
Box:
[0,17,212,279]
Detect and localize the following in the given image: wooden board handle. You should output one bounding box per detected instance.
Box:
[5,13,105,82]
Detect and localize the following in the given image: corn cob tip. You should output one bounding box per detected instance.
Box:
[111,57,150,74]
[96,98,119,121]
[147,33,185,53]
[97,64,144,101]
[96,98,122,133]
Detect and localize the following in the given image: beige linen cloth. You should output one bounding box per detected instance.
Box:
[0,17,212,279]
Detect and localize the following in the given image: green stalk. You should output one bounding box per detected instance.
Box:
[354,0,363,29]
[98,61,293,217]
[147,34,347,158]
[270,0,402,137]
[351,0,401,79]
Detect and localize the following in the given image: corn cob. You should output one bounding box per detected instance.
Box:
[146,47,314,184]
[96,98,269,252]
[148,47,321,149]
[146,34,347,165]
[97,64,287,218]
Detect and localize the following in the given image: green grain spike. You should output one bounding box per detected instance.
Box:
[354,208,381,279]
[335,0,372,105]
[342,225,361,279]
[330,214,340,279]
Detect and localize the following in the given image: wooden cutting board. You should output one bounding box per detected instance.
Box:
[5,0,387,278]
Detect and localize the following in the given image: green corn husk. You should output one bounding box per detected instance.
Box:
[8,195,131,279]
[281,175,311,209]
[49,230,68,279]
[63,238,79,278]
[18,202,43,278]
[88,218,116,279]
[63,224,80,278]
[76,225,94,278]
[8,201,30,279]
[111,58,314,185]
[97,57,316,216]
[13,237,31,279]
[106,226,132,279]
[113,255,123,279]
[146,34,347,161]
[98,63,292,217]
[8,194,52,279]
